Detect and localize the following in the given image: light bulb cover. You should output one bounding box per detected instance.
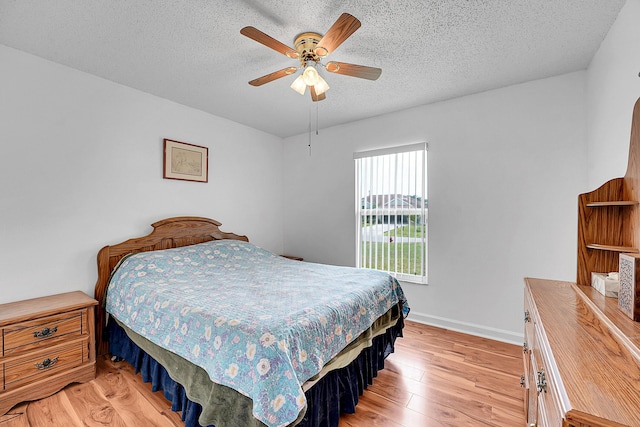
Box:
[302,66,319,86]
[314,75,330,95]
[290,75,306,95]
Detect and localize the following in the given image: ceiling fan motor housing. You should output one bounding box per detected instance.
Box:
[294,32,324,64]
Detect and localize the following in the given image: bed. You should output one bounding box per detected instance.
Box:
[94,216,408,427]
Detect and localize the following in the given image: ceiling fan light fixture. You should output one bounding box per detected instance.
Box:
[242,13,378,102]
[302,65,320,86]
[314,75,330,95]
[290,75,307,95]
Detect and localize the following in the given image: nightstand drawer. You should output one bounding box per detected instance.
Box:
[0,291,97,417]
[3,340,86,391]
[3,310,85,356]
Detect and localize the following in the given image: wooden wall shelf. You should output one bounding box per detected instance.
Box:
[586,201,638,207]
[586,244,639,253]
[577,98,640,285]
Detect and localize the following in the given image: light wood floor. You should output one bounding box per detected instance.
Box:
[0,321,525,426]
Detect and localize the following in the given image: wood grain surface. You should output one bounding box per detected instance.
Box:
[525,278,640,426]
[0,292,97,417]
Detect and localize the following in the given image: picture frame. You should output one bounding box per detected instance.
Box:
[163,139,208,183]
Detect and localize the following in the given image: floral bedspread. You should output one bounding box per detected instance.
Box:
[105,240,407,427]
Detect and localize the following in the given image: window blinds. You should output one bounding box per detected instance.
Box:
[355,143,428,283]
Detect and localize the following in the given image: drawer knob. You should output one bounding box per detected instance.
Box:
[34,326,58,338]
[35,356,59,370]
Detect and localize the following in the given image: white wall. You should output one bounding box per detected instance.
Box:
[283,73,587,343]
[4,0,636,342]
[0,45,284,304]
[586,0,640,188]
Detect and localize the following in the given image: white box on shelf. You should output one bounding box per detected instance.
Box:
[591,272,619,297]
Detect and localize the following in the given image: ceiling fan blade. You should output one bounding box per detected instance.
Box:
[310,86,326,102]
[248,67,298,86]
[325,61,382,80]
[315,13,361,57]
[241,26,299,59]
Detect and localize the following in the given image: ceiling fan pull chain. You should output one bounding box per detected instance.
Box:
[308,108,312,156]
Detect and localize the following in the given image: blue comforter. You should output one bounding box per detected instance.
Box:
[105,240,407,427]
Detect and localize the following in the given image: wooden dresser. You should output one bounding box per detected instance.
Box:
[523,278,640,426]
[0,291,97,416]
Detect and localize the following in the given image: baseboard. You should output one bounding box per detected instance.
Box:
[406,311,524,345]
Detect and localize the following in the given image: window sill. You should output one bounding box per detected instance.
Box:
[393,274,428,285]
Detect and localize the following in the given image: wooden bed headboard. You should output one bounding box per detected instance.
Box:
[94,216,248,354]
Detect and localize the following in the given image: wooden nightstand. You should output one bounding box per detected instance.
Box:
[0,291,98,416]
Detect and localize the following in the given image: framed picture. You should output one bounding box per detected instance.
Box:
[163,139,208,183]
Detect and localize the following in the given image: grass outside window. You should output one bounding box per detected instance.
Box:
[361,241,425,276]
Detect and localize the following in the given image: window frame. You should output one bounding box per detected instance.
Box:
[354,142,428,284]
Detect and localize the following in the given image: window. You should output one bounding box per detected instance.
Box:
[355,143,428,284]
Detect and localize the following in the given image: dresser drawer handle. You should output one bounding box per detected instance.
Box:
[34,326,58,338]
[35,357,59,370]
[536,369,547,393]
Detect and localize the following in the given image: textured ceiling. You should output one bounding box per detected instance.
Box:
[0,0,626,138]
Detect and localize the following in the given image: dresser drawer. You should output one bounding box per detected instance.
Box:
[3,340,87,391]
[2,310,86,356]
[531,325,564,426]
[523,288,536,369]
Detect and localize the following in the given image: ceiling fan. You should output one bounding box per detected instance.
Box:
[240,13,382,102]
